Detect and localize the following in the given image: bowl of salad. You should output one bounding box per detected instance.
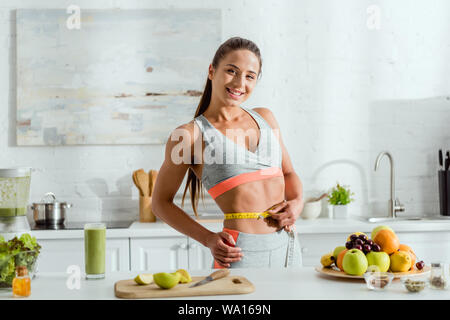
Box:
[0,233,41,288]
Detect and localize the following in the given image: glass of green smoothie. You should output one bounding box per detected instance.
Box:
[84,223,106,279]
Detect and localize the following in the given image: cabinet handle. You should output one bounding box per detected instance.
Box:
[179,243,187,249]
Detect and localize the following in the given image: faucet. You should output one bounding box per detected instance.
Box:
[374,151,405,218]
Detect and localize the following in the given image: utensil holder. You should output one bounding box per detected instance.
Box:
[139,196,156,222]
[438,170,450,216]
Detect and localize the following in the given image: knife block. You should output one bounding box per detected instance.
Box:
[438,170,450,216]
[139,196,156,222]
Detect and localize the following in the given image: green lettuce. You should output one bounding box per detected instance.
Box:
[0,233,41,287]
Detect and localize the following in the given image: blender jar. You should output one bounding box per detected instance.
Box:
[0,168,32,217]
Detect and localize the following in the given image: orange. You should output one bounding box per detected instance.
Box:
[373,229,400,255]
[336,249,348,271]
[398,244,416,270]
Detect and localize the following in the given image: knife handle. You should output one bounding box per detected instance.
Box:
[209,269,230,280]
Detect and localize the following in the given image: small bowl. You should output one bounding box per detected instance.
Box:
[301,198,322,220]
[401,276,429,293]
[363,271,394,291]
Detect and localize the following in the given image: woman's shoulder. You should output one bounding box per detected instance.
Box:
[168,119,201,146]
[249,107,280,130]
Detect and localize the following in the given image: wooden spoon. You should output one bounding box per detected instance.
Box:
[136,169,149,197]
[148,170,153,197]
[132,170,144,197]
[149,170,158,197]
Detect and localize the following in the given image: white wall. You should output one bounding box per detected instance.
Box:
[1,0,449,223]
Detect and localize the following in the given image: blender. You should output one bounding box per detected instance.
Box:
[0,167,32,240]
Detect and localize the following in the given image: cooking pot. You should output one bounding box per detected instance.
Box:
[31,192,72,226]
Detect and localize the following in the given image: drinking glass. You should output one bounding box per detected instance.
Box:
[84,223,106,279]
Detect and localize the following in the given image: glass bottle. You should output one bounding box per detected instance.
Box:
[12,266,31,297]
[429,262,447,290]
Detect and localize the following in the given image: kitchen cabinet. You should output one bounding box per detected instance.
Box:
[129,237,214,271]
[36,238,130,273]
[130,236,189,271]
[298,233,345,267]
[34,221,450,272]
[187,238,214,270]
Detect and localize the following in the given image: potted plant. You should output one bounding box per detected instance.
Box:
[327,182,355,219]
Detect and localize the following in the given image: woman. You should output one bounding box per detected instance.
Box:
[152,37,304,268]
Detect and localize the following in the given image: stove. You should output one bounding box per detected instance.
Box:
[31,220,133,230]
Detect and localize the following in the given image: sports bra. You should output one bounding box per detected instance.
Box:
[193,106,283,199]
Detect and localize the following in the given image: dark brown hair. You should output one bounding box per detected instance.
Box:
[180,37,263,216]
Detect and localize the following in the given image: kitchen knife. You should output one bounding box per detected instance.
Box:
[439,149,443,169]
[189,269,230,288]
[446,151,450,171]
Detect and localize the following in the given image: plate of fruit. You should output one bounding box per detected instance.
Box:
[315,225,430,280]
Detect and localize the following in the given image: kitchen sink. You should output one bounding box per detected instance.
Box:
[354,215,450,223]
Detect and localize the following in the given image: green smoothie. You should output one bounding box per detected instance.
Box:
[0,208,26,217]
[84,224,106,278]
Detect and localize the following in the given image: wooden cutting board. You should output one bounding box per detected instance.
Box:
[114,275,254,299]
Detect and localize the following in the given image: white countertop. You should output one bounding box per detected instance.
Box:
[30,216,450,240]
[0,268,448,300]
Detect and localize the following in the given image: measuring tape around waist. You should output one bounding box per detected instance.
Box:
[223,212,271,220]
[223,200,287,220]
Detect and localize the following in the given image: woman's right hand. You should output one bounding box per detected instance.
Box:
[205,232,243,268]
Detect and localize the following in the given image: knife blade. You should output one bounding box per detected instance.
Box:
[189,269,230,288]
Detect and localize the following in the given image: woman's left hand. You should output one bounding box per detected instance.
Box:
[266,199,304,231]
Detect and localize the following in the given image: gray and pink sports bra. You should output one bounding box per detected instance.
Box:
[193,106,283,199]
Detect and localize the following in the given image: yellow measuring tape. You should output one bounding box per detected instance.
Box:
[224,200,286,220]
[223,212,271,220]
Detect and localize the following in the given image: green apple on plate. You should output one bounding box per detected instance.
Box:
[333,246,346,261]
[342,249,368,276]
[366,251,390,273]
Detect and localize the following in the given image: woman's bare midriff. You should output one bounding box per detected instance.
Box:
[191,159,285,234]
[217,176,286,234]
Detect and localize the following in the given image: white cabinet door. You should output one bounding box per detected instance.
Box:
[297,233,347,267]
[130,237,189,271]
[396,232,450,264]
[187,238,214,270]
[37,238,130,273]
[105,238,130,272]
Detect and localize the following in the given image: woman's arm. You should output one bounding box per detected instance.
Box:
[152,122,243,267]
[151,123,213,246]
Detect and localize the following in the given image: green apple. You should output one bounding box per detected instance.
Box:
[342,249,368,276]
[153,272,181,289]
[333,246,346,261]
[371,225,394,240]
[366,251,390,272]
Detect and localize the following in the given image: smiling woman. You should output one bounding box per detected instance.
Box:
[152,37,304,269]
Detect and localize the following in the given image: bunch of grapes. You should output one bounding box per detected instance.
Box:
[345,234,381,254]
